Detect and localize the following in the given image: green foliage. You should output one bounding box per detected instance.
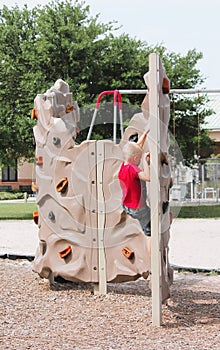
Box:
[0,4,40,166]
[0,191,24,200]
[0,0,215,166]
[170,93,215,164]
[163,49,204,89]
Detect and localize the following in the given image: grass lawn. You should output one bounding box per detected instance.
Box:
[0,202,37,220]
[0,201,219,220]
[172,204,220,218]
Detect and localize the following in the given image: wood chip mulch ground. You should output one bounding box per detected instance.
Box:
[0,259,219,349]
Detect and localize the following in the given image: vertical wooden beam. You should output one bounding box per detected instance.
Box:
[94,140,107,295]
[149,53,162,326]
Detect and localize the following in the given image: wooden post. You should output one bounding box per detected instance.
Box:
[149,53,162,326]
[94,140,107,295]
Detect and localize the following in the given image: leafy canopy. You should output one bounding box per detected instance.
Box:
[0,0,214,166]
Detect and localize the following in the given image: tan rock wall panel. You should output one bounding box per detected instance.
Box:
[33,80,151,285]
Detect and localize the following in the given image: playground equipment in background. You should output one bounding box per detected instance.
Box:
[32,53,173,326]
[86,89,123,143]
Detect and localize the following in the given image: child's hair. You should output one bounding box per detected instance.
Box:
[123,141,143,161]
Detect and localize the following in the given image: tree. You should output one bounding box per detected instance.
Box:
[0,4,43,166]
[162,49,215,164]
[0,0,215,166]
[169,92,215,165]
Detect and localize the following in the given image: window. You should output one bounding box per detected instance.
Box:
[2,163,17,182]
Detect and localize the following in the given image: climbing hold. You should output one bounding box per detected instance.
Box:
[36,156,43,166]
[162,201,169,214]
[66,104,74,113]
[33,211,39,225]
[162,77,170,94]
[146,152,150,165]
[31,107,38,120]
[48,211,55,222]
[53,137,61,145]
[161,152,169,165]
[59,246,72,259]
[31,182,39,192]
[122,247,134,260]
[56,177,68,193]
[39,240,47,256]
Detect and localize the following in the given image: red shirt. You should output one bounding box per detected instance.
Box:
[118,162,145,209]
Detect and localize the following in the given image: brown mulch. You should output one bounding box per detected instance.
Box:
[0,259,219,350]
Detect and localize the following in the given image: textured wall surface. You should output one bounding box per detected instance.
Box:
[33,79,151,283]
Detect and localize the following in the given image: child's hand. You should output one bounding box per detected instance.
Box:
[146,152,150,164]
[142,129,150,137]
[137,129,150,148]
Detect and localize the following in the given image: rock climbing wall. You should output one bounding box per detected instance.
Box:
[143,61,172,236]
[32,79,150,284]
[143,57,174,301]
[119,58,173,300]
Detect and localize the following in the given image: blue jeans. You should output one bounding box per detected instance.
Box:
[123,204,151,236]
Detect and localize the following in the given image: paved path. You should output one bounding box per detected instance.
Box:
[170,218,220,270]
[0,220,38,256]
[0,218,219,271]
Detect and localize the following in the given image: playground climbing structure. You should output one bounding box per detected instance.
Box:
[32,80,151,288]
[32,54,173,318]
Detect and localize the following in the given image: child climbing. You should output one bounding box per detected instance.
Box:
[118,129,151,239]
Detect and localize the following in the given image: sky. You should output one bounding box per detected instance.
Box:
[1,0,220,89]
